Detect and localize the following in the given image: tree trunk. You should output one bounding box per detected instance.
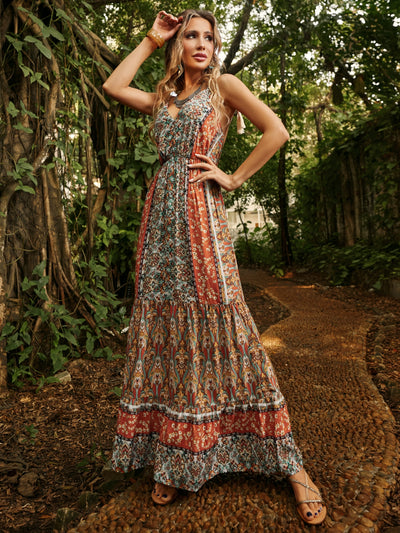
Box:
[277,52,293,266]
[340,159,355,246]
[237,207,253,264]
[313,107,330,240]
[0,0,119,390]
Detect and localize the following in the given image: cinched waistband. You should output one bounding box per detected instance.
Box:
[161,155,202,165]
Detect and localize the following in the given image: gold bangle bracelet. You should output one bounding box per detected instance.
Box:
[146,28,165,48]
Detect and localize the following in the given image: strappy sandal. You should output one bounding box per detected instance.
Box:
[290,471,327,526]
[151,482,178,505]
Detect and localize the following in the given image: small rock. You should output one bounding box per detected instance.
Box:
[54,370,72,384]
[78,491,100,509]
[326,524,347,532]
[351,525,370,533]
[67,359,89,375]
[17,471,39,497]
[101,461,125,483]
[98,460,126,492]
[0,461,24,484]
[54,507,79,532]
[359,516,374,528]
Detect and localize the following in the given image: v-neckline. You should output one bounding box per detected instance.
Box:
[165,88,208,121]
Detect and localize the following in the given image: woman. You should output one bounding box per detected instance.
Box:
[103,9,326,526]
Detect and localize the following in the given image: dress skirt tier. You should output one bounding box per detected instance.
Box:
[111,89,303,491]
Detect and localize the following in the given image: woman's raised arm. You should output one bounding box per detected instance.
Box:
[102,12,182,114]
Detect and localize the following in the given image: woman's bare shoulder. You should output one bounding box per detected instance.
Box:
[217,73,245,93]
[217,73,253,111]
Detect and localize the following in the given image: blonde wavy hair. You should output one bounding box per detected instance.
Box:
[152,9,227,127]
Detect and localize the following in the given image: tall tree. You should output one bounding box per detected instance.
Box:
[0,0,128,392]
[0,0,259,392]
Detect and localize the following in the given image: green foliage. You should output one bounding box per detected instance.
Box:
[77,442,108,472]
[22,424,39,446]
[92,109,161,288]
[7,157,36,195]
[3,260,128,388]
[234,225,285,277]
[294,105,400,246]
[109,386,122,398]
[301,242,400,288]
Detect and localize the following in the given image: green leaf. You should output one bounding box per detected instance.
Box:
[16,184,36,195]
[6,35,23,52]
[63,329,78,346]
[55,7,73,23]
[86,333,95,354]
[35,78,50,91]
[19,348,33,364]
[48,26,65,41]
[22,277,36,291]
[20,322,31,344]
[24,35,39,43]
[50,348,68,373]
[13,123,33,134]
[18,7,45,31]
[0,323,15,338]
[141,154,158,164]
[19,64,33,77]
[25,305,48,321]
[36,276,50,290]
[60,313,83,326]
[34,286,49,300]
[6,333,22,352]
[109,386,122,397]
[20,101,39,119]
[93,346,113,359]
[34,40,52,60]
[32,260,47,277]
[82,1,95,14]
[24,36,52,59]
[7,102,19,118]
[18,158,34,171]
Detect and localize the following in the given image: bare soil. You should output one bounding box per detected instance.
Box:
[0,273,399,532]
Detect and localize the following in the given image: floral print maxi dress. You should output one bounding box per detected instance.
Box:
[112,88,303,491]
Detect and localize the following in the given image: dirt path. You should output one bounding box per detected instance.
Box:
[64,269,400,533]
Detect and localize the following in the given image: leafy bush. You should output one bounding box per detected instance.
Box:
[2,260,128,389]
[302,242,400,287]
[234,225,285,277]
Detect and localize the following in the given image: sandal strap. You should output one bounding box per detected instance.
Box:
[291,478,321,497]
[296,498,325,507]
[291,472,324,505]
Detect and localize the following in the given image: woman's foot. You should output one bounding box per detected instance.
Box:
[289,469,327,525]
[151,482,178,505]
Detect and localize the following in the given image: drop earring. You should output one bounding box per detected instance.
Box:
[177,64,184,76]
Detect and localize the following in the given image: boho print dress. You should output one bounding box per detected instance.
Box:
[111,88,303,491]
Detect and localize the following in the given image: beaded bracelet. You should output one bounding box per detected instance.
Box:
[146,28,165,48]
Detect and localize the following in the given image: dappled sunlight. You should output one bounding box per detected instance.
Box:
[261,334,287,350]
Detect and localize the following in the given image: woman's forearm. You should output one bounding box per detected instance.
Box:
[232,126,289,189]
[102,12,182,112]
[102,37,157,112]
